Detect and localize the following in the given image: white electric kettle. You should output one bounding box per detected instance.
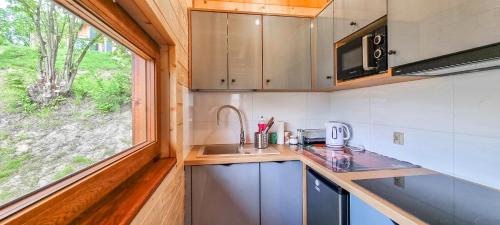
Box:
[325,122,351,147]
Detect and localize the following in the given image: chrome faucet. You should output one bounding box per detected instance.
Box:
[216,105,245,147]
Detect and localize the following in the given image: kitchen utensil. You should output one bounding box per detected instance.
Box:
[255,132,269,149]
[325,122,351,147]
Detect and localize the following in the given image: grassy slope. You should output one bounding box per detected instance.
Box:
[0,45,132,203]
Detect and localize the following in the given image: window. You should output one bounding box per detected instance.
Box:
[0,0,150,207]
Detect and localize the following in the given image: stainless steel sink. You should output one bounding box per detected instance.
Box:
[197,144,279,157]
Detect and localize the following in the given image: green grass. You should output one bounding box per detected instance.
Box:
[53,165,75,180]
[0,44,132,113]
[72,155,94,165]
[0,148,31,181]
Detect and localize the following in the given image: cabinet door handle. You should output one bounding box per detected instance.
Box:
[231,79,236,83]
[266,79,271,83]
[326,76,332,79]
[388,50,397,55]
[220,79,225,83]
[350,21,357,26]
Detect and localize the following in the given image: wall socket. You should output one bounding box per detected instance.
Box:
[393,132,405,145]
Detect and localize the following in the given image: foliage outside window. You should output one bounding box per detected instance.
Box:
[0,0,146,206]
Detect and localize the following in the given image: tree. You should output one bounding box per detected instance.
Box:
[14,0,102,104]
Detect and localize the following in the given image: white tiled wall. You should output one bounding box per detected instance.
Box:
[330,70,500,189]
[192,92,331,145]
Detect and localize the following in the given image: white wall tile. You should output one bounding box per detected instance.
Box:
[370,77,453,132]
[194,121,253,145]
[306,93,331,120]
[455,134,500,190]
[183,87,194,159]
[454,70,500,138]
[193,92,253,122]
[253,93,308,121]
[330,88,371,123]
[346,122,371,149]
[369,125,454,175]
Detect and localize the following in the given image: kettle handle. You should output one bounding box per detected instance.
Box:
[342,124,351,140]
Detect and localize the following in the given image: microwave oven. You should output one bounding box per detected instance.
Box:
[336,24,388,81]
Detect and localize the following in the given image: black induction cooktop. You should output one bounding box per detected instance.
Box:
[353,174,500,225]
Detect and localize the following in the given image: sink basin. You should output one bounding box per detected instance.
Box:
[197,144,279,157]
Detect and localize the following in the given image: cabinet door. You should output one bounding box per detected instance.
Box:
[263,16,311,90]
[228,14,262,90]
[350,195,395,225]
[315,2,335,89]
[388,0,500,67]
[333,0,387,42]
[191,11,228,90]
[260,161,303,225]
[192,163,260,225]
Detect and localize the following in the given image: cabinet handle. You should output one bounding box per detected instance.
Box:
[350,21,357,26]
[220,79,225,83]
[265,79,271,84]
[326,76,332,79]
[388,50,397,55]
[231,79,236,83]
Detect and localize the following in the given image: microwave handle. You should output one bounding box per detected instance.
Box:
[362,34,376,71]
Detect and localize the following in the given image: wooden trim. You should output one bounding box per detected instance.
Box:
[189,7,316,18]
[69,158,176,225]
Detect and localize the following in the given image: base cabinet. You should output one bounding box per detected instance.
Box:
[260,161,303,225]
[188,161,302,225]
[350,195,396,225]
[191,163,260,225]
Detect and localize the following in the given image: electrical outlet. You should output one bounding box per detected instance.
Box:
[393,132,404,145]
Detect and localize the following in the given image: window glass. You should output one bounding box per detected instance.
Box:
[0,0,146,206]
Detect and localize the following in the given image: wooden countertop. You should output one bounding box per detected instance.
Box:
[185,144,437,225]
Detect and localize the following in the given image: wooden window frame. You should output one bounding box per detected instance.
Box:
[0,0,167,224]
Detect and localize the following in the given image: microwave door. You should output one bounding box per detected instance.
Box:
[362,34,377,71]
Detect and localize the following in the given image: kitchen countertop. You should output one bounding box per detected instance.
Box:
[185,144,437,225]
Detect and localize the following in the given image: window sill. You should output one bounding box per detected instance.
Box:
[69,158,176,225]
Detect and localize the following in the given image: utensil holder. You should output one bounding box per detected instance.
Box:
[254,132,269,149]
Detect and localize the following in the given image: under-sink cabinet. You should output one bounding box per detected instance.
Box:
[186,161,303,225]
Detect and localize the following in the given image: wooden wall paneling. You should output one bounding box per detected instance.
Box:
[131,165,185,225]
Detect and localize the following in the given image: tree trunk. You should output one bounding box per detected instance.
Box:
[26,0,102,105]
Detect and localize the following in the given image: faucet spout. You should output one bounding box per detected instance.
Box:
[216,105,245,146]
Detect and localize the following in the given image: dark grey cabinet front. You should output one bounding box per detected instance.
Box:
[191,163,260,225]
[260,161,303,225]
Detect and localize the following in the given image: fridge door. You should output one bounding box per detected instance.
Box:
[306,167,348,225]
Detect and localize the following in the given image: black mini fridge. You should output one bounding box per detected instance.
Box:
[306,167,349,225]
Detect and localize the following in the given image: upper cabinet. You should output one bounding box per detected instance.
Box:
[333,0,387,42]
[388,0,500,67]
[263,16,312,90]
[314,2,335,89]
[191,11,228,90]
[191,12,262,90]
[228,14,263,89]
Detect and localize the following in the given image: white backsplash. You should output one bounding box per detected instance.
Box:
[188,69,500,189]
[330,70,500,190]
[192,92,331,145]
